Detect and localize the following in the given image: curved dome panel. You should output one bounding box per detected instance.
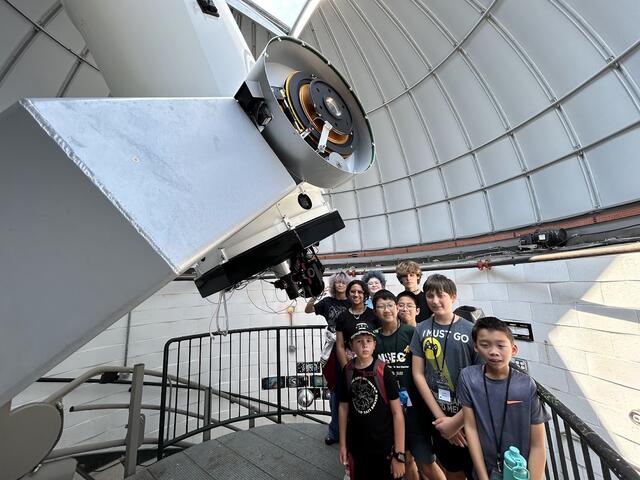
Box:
[297,0,640,255]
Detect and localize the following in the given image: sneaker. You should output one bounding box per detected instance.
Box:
[325,436,338,445]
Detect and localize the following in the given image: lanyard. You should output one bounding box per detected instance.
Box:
[430,315,454,373]
[483,365,512,471]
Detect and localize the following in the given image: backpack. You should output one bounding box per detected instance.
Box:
[344,358,388,405]
[453,305,484,323]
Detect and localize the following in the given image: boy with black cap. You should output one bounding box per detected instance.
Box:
[339,322,406,480]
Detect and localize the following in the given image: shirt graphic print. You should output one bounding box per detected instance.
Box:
[410,316,477,416]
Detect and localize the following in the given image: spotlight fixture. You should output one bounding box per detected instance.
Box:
[519,229,567,250]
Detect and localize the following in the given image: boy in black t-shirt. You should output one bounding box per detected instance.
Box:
[339,323,405,480]
[395,261,432,322]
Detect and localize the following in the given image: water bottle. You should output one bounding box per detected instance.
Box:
[503,446,527,480]
[512,466,530,480]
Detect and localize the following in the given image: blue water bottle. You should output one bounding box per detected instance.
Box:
[503,446,528,480]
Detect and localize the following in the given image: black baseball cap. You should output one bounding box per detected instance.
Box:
[350,322,376,340]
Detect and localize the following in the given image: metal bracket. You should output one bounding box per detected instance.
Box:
[317,121,333,153]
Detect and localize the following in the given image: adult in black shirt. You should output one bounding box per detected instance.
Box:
[335,280,380,368]
[305,271,351,330]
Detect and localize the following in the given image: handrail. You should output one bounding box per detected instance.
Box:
[535,381,640,480]
[45,437,194,461]
[35,363,220,475]
[162,323,327,344]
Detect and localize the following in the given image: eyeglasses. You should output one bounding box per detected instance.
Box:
[375,304,396,311]
[397,303,416,310]
[350,290,365,295]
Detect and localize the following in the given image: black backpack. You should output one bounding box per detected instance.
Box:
[453,305,484,323]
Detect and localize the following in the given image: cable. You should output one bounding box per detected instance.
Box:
[206,289,233,337]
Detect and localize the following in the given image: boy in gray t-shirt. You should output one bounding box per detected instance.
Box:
[410,274,477,479]
[458,317,550,480]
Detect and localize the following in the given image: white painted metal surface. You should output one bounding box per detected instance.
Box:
[0,96,296,407]
[62,0,254,97]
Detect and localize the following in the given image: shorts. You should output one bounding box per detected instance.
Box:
[351,450,393,480]
[405,407,436,465]
[432,429,473,475]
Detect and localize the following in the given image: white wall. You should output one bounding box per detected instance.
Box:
[13,253,640,469]
[428,254,640,470]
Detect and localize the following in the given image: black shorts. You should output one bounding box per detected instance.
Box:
[432,429,473,476]
[351,450,393,480]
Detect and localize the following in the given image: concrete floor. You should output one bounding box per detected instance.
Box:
[128,423,344,480]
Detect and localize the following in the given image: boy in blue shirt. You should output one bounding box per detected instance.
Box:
[458,317,549,480]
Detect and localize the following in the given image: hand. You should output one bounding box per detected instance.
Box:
[432,416,461,439]
[391,458,405,479]
[447,430,467,447]
[339,446,348,467]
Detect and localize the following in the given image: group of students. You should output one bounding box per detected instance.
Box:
[306,261,549,480]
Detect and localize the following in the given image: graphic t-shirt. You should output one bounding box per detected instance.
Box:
[335,308,380,343]
[409,316,478,415]
[458,365,550,474]
[314,297,350,330]
[375,323,431,435]
[339,360,400,455]
[374,323,415,396]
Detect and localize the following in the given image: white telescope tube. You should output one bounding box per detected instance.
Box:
[63,0,254,97]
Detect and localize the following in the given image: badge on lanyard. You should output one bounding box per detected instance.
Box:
[399,387,413,408]
[435,375,451,403]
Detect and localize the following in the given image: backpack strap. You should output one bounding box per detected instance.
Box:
[344,359,355,398]
[373,359,388,405]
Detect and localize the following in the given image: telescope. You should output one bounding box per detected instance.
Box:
[0,0,374,420]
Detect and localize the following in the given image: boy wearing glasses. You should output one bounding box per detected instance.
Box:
[373,290,445,480]
[397,291,420,328]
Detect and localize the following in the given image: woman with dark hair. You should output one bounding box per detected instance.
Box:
[362,270,386,308]
[335,280,380,369]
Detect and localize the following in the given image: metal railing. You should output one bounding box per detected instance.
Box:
[536,381,639,480]
[157,325,330,459]
[157,326,639,480]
